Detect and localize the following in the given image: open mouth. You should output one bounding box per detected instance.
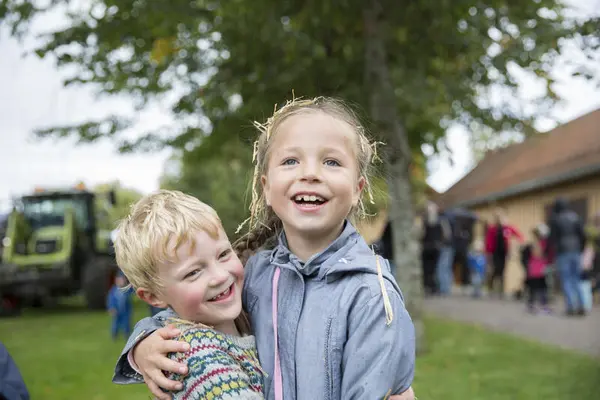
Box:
[208,283,234,302]
[292,194,328,206]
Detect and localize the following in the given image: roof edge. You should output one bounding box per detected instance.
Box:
[453,162,600,208]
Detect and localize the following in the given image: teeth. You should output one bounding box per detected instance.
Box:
[294,194,325,202]
[210,286,231,301]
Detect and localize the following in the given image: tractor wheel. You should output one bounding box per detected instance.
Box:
[83,257,114,310]
[0,294,22,317]
[31,296,44,308]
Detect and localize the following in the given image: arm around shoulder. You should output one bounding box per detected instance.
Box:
[341,285,416,399]
[112,313,164,384]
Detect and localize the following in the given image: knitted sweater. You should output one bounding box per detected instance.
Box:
[167,326,264,400]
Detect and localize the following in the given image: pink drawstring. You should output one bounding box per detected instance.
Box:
[272,267,283,399]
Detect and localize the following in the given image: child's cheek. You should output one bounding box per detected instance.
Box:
[231,259,245,280]
[183,285,207,311]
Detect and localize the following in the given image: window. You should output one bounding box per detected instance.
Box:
[22,196,91,230]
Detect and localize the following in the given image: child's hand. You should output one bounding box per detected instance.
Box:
[389,386,415,400]
[132,324,190,400]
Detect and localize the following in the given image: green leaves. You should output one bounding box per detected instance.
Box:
[160,138,254,237]
[35,116,132,144]
[2,0,597,215]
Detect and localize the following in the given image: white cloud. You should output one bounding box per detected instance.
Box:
[0,23,171,212]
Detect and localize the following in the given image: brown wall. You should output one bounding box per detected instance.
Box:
[471,174,600,293]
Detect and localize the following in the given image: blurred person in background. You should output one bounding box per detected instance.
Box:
[435,209,454,296]
[467,240,487,298]
[547,197,586,316]
[107,271,134,340]
[580,212,600,312]
[421,201,443,295]
[521,224,552,314]
[585,213,600,303]
[485,207,524,298]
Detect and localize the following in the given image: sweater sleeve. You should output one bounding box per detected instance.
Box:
[167,328,264,400]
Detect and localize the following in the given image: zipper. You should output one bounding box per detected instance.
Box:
[324,317,334,399]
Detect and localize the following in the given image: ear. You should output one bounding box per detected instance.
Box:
[261,175,271,206]
[352,176,366,206]
[136,287,168,309]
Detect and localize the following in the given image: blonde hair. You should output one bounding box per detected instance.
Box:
[114,190,222,293]
[234,96,379,256]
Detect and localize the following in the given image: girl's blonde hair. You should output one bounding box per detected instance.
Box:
[234,96,379,257]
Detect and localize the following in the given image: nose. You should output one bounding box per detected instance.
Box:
[300,160,322,182]
[208,264,230,287]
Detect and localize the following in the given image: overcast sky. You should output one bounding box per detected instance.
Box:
[1,1,599,212]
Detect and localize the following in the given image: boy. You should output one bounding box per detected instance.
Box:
[113,190,262,399]
[107,271,134,340]
[467,240,487,298]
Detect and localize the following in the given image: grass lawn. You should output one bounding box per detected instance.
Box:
[2,299,599,399]
[413,317,600,399]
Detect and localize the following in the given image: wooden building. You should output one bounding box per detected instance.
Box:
[437,108,600,293]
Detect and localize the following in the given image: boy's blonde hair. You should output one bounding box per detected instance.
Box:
[114,190,222,293]
[234,96,379,256]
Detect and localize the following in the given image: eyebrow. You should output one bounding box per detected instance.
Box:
[174,258,204,276]
[278,146,348,157]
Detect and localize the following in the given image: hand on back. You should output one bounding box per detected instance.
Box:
[132,324,190,400]
[389,386,416,400]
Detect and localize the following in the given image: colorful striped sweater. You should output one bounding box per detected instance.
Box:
[167,325,264,400]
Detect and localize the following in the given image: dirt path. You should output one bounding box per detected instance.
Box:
[423,296,600,357]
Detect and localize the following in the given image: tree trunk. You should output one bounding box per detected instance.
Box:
[363,0,425,353]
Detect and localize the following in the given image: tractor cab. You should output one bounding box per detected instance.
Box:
[0,184,117,312]
[19,191,96,253]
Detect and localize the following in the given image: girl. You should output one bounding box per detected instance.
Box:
[521,224,551,314]
[485,208,524,297]
[112,97,416,400]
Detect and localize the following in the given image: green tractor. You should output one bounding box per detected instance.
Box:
[0,185,118,312]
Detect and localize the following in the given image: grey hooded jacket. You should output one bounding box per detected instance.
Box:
[113,221,415,400]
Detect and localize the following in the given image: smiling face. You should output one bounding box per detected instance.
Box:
[261,111,365,246]
[137,228,244,333]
